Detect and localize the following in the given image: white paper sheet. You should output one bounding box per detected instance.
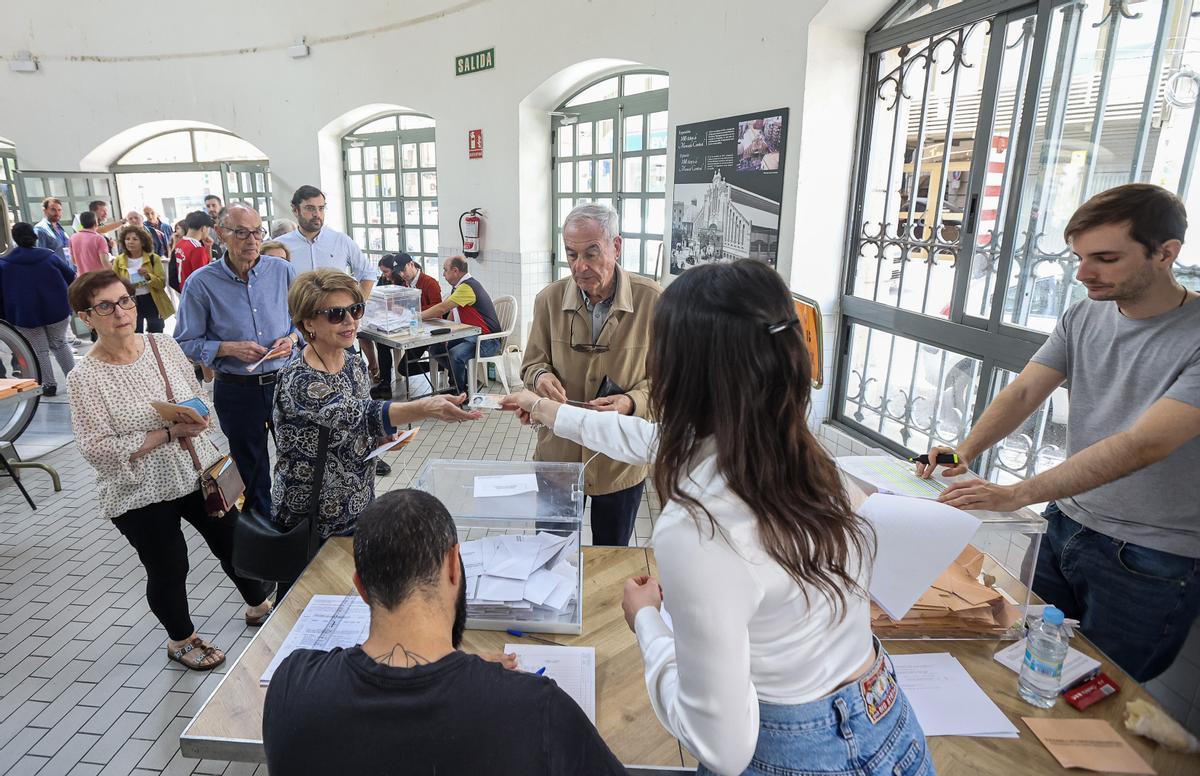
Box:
[522,569,561,606]
[504,644,596,722]
[542,575,576,612]
[993,639,1101,691]
[486,540,541,580]
[473,473,540,498]
[838,455,947,499]
[891,652,1018,738]
[476,575,526,602]
[858,493,981,620]
[260,595,370,686]
[364,428,419,461]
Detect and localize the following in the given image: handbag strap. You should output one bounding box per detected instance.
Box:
[146,334,204,473]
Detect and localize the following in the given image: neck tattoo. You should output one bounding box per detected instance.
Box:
[371,643,430,667]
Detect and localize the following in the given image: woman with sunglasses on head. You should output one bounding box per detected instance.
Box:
[503,260,932,776]
[65,269,274,672]
[271,269,483,598]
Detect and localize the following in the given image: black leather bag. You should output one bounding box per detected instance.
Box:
[232,424,330,582]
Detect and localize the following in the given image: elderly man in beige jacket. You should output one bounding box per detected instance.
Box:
[522,203,662,546]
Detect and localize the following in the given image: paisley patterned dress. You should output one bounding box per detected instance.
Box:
[270,351,393,538]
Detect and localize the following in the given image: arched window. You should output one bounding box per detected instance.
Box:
[552,71,668,279]
[341,113,438,272]
[111,129,271,225]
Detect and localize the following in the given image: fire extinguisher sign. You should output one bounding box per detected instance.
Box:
[468,129,483,160]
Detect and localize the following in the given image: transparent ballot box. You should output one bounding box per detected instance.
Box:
[364,285,421,334]
[414,459,585,635]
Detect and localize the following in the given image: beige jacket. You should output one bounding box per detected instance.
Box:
[522,268,662,495]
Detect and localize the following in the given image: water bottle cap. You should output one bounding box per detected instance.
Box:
[1043,606,1064,625]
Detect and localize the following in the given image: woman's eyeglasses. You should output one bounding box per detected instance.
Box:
[314,303,366,324]
[86,296,137,316]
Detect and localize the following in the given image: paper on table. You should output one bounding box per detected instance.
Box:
[838,455,947,499]
[504,644,596,722]
[474,473,540,498]
[859,493,980,620]
[260,595,370,686]
[1023,718,1155,775]
[994,639,1101,691]
[365,428,420,461]
[891,652,1018,738]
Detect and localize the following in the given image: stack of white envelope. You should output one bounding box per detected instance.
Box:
[459,532,579,622]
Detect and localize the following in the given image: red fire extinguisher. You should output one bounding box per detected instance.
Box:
[459,209,484,258]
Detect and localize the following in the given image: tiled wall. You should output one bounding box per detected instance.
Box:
[438,248,552,352]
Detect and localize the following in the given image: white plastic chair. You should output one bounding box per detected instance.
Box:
[468,295,517,397]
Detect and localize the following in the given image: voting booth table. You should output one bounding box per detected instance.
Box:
[181,459,1197,774]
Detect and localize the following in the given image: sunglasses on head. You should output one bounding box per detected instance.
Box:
[313,303,366,324]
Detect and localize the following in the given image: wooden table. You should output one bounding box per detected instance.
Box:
[181,542,1196,775]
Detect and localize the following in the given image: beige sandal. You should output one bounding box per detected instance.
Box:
[167,636,226,671]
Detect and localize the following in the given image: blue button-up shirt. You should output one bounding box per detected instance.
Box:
[174,255,297,374]
[276,228,378,283]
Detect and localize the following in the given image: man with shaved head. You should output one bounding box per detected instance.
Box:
[175,202,298,519]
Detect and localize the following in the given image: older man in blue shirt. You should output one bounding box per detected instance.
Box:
[175,203,298,518]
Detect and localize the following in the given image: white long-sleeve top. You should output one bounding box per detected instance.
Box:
[553,406,874,776]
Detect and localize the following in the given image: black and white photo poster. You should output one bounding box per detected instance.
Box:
[670,108,789,274]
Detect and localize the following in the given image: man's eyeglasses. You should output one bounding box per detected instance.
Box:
[225,227,267,241]
[85,295,137,316]
[314,303,366,324]
[300,205,326,215]
[569,304,614,353]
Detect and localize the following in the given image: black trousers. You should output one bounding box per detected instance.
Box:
[134,294,164,334]
[588,480,645,547]
[112,490,272,641]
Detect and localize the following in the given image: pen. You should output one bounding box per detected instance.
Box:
[909,453,959,466]
[535,666,546,676]
[505,628,560,646]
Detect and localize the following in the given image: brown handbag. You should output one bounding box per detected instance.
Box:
[147,335,244,516]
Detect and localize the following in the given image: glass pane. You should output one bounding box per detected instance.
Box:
[226,172,237,192]
[622,199,642,233]
[842,323,982,450]
[423,228,439,254]
[595,197,613,211]
[403,173,419,197]
[420,142,436,168]
[241,172,252,191]
[349,175,363,198]
[406,228,422,253]
[558,197,573,227]
[622,237,641,272]
[254,173,265,192]
[624,115,643,152]
[558,126,574,157]
[355,116,397,134]
[117,131,193,165]
[363,146,378,170]
[368,227,383,251]
[982,368,1069,486]
[193,132,266,162]
[423,200,438,226]
[404,201,420,225]
[69,178,90,198]
[381,173,396,198]
[384,228,400,251]
[420,172,437,197]
[596,119,614,154]
[880,0,966,29]
[576,123,593,156]
[25,177,44,200]
[399,114,436,130]
[558,161,574,193]
[383,201,399,225]
[623,73,669,96]
[648,111,669,150]
[645,239,663,276]
[623,157,643,192]
[365,174,380,197]
[353,226,367,247]
[565,77,619,107]
[576,160,593,193]
[645,198,665,235]
[557,264,572,280]
[401,144,419,169]
[646,156,667,192]
[379,144,395,169]
[350,201,365,224]
[596,159,613,193]
[367,201,381,225]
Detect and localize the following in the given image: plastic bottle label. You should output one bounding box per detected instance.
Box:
[1023,648,1063,678]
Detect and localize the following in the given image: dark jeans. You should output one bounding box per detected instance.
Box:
[433,336,500,394]
[112,490,272,641]
[588,480,645,547]
[212,378,276,518]
[1033,502,1200,682]
[134,294,164,334]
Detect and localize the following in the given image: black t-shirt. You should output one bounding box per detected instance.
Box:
[263,647,628,775]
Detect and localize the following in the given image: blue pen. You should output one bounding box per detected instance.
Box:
[535,666,546,676]
[505,628,559,646]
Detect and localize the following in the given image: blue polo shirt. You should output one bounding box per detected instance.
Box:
[174,255,297,374]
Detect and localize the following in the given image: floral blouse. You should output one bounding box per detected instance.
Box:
[271,351,394,538]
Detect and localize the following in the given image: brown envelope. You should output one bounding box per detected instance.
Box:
[1023,718,1155,775]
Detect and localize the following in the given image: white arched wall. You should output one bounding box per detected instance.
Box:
[80,120,266,171]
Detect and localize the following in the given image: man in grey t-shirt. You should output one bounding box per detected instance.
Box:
[917,184,1200,682]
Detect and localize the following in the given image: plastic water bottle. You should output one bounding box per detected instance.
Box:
[1018,606,1069,708]
[409,316,419,337]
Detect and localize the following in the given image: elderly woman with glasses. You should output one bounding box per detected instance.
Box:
[66,269,274,672]
[270,269,483,598]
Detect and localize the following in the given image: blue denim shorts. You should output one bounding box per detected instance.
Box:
[698,638,934,776]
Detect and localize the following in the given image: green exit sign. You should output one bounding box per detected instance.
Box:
[455,48,495,76]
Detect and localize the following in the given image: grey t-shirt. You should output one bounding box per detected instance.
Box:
[1030,297,1200,557]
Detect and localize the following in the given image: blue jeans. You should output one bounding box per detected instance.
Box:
[1033,502,1200,682]
[436,336,500,394]
[698,639,933,776]
[212,378,276,518]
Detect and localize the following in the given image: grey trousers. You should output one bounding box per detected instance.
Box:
[15,317,76,389]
